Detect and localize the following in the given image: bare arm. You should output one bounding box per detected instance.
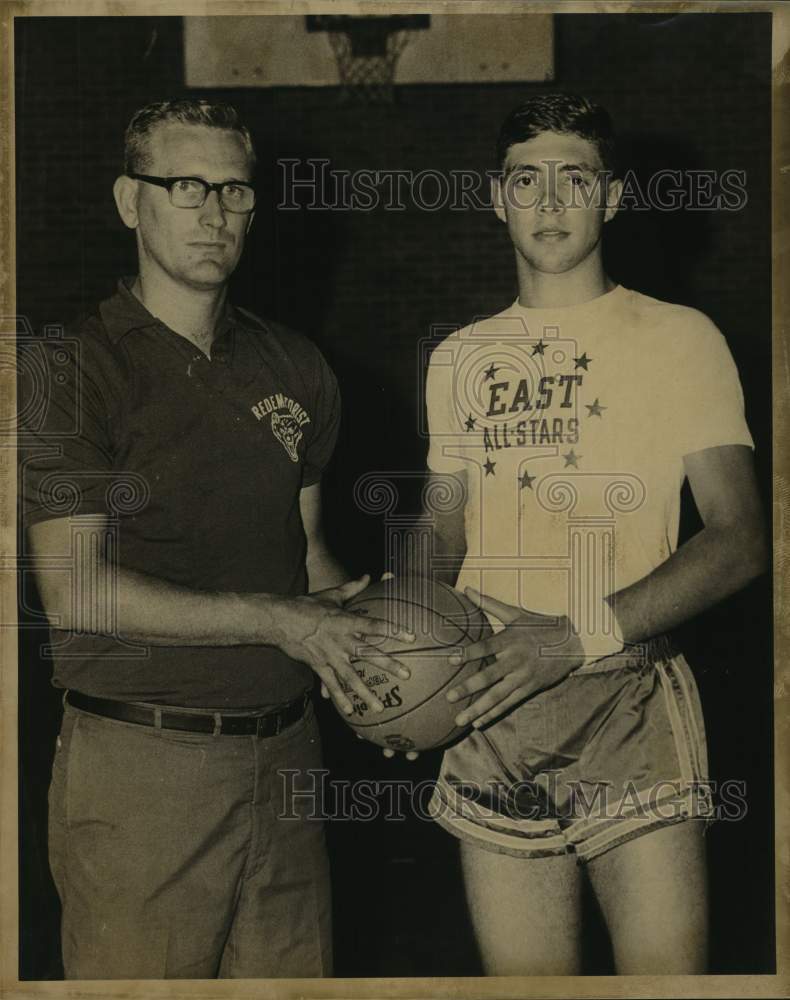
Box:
[299,481,348,593]
[448,444,768,728]
[27,514,270,646]
[608,444,768,641]
[396,470,468,585]
[27,486,413,712]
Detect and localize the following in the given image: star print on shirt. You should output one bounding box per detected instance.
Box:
[519,469,536,490]
[573,353,592,371]
[484,363,499,381]
[563,449,581,467]
[465,414,477,431]
[484,457,496,476]
[585,398,606,417]
[531,340,546,356]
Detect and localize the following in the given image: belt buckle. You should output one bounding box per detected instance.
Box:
[256,711,282,739]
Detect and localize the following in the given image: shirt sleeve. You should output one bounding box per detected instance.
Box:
[662,312,754,458]
[301,346,341,487]
[425,340,469,473]
[18,334,115,528]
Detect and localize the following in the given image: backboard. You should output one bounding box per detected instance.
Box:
[184,14,555,89]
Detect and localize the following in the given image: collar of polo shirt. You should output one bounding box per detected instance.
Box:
[100,276,255,344]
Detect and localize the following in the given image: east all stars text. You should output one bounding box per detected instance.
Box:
[476,373,584,449]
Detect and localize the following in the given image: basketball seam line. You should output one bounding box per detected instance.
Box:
[349,595,486,644]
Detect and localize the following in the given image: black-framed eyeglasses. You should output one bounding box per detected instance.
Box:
[129,173,256,214]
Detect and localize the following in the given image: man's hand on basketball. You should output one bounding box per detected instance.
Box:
[275,574,414,716]
[445,587,584,729]
[327,572,419,761]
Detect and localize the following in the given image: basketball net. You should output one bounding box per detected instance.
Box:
[324,22,413,104]
[327,29,411,103]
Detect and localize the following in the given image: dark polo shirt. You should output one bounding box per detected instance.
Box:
[20,278,340,708]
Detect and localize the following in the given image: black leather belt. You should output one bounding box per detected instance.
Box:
[65,689,311,738]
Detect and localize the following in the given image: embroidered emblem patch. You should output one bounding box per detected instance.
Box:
[271,410,303,463]
[250,393,311,462]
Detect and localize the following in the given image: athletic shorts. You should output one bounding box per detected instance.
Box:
[427,635,714,864]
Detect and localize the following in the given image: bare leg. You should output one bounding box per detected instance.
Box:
[587,821,708,974]
[460,840,583,975]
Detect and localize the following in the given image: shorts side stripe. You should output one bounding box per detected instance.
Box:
[669,654,708,777]
[655,656,706,785]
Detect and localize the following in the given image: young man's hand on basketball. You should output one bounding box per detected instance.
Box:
[274,574,414,716]
[444,587,585,729]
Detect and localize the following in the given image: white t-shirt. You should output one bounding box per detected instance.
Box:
[425,285,753,630]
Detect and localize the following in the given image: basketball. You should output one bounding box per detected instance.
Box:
[339,576,492,752]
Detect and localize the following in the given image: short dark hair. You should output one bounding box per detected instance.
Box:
[123,98,256,175]
[496,93,618,176]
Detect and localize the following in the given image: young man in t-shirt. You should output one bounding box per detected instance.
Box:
[421,93,766,974]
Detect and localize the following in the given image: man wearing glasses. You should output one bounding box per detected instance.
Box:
[21,99,409,979]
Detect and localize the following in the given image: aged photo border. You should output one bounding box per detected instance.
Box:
[0,1,787,997]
